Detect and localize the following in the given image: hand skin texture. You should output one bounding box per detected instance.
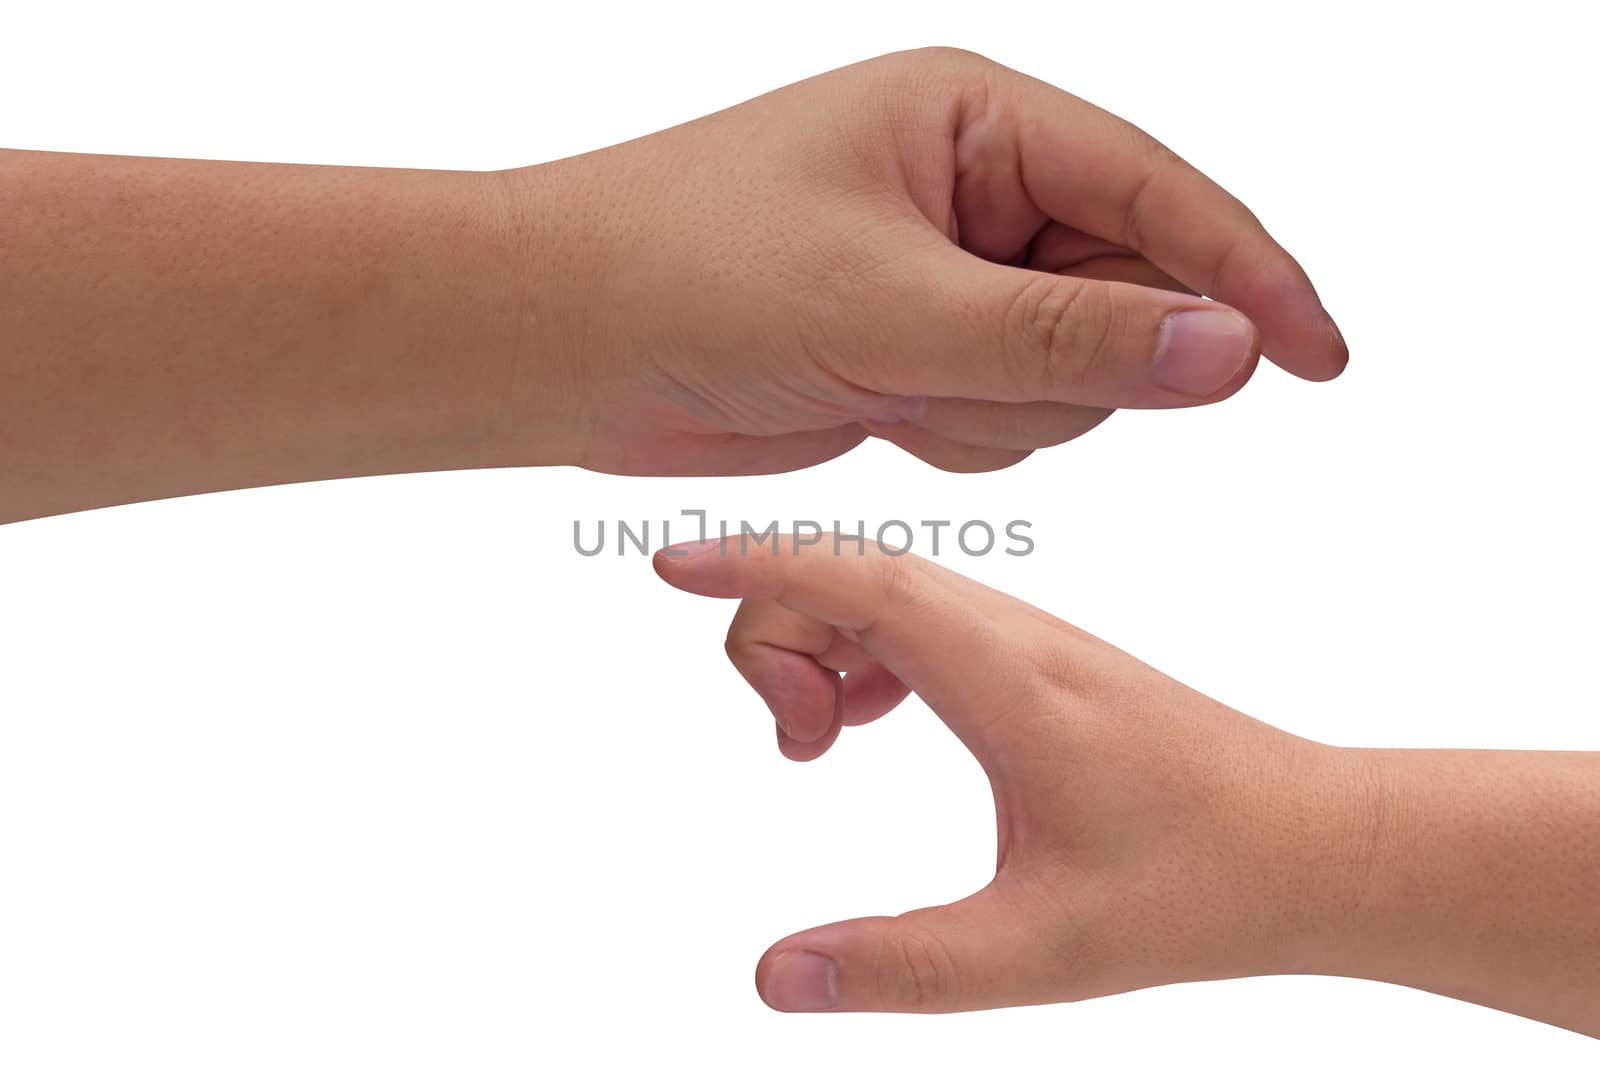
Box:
[653,537,1600,1037]
[0,48,1345,523]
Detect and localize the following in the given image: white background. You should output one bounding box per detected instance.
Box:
[2,0,1597,1062]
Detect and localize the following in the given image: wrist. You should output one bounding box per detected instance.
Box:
[1077,730,1391,993]
[235,162,594,477]
[1202,737,1390,982]
[472,158,616,470]
[413,163,595,470]
[1270,743,1394,978]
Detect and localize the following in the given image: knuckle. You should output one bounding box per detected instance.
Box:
[1122,143,1182,252]
[723,631,753,672]
[877,47,998,123]
[905,45,991,70]
[1004,274,1115,395]
[878,926,959,1009]
[872,550,918,615]
[723,610,765,670]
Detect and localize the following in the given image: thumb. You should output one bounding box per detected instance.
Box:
[756,883,1066,1013]
[896,248,1263,409]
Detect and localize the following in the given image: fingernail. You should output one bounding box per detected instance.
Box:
[1152,309,1255,396]
[868,396,927,425]
[658,539,721,559]
[764,951,837,1012]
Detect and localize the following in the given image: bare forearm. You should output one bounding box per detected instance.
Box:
[1327,747,1600,1035]
[0,149,580,523]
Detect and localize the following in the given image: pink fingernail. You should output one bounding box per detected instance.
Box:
[763,951,837,1012]
[658,539,722,559]
[1152,309,1255,396]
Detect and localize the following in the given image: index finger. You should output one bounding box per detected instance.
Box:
[992,62,1347,381]
[652,535,1031,750]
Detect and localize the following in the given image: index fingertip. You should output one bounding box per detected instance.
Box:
[654,538,718,576]
[654,538,751,598]
[1271,312,1348,382]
